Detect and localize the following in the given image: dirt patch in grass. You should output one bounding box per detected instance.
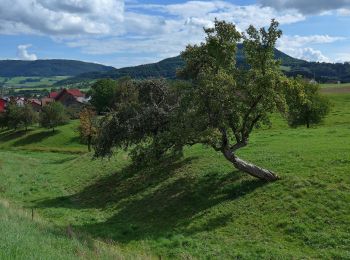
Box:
[321,87,350,94]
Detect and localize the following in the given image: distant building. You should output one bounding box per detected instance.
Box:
[15,97,25,107]
[27,98,42,112]
[48,91,59,99]
[309,79,318,84]
[41,97,55,106]
[54,89,89,108]
[0,98,7,113]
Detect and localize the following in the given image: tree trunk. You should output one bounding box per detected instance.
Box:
[87,136,92,152]
[223,149,279,181]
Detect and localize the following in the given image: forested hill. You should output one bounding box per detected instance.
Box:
[0,59,114,77]
[56,45,350,86]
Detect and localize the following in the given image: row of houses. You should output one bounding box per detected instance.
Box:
[0,88,90,113]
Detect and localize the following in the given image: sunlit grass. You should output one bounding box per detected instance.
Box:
[0,94,349,258]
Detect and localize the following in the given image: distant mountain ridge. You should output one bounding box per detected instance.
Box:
[0,59,114,77]
[1,46,350,84]
[56,45,350,85]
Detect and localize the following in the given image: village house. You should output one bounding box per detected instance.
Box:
[52,88,89,108]
[0,88,90,114]
[0,98,7,113]
[27,98,42,112]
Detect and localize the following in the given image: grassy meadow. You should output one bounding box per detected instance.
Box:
[0,199,150,260]
[0,93,350,258]
[0,76,70,88]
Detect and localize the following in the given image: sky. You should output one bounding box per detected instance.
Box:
[0,0,350,68]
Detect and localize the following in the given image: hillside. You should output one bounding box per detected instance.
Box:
[0,199,149,259]
[0,93,349,258]
[56,45,350,86]
[0,59,114,77]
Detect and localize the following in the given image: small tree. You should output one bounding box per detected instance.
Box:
[20,104,38,132]
[89,79,117,114]
[78,107,97,152]
[286,79,330,128]
[6,104,23,130]
[40,102,69,132]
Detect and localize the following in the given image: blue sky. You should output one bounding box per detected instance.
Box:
[0,0,349,68]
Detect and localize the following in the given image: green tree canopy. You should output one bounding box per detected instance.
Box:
[6,104,23,130]
[286,78,330,128]
[21,104,38,131]
[94,78,181,164]
[40,102,69,132]
[89,79,117,114]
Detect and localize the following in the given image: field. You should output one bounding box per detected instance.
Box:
[320,83,350,89]
[0,93,350,258]
[0,76,70,89]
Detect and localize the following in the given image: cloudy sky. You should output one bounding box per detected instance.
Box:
[0,0,349,68]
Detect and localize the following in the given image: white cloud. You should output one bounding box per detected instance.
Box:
[17,45,38,61]
[1,0,344,66]
[0,0,124,36]
[63,2,306,67]
[277,35,345,62]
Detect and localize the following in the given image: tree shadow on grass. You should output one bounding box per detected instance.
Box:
[13,130,59,146]
[0,129,32,143]
[35,157,268,243]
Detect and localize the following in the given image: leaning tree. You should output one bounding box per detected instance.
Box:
[169,19,288,181]
[94,78,182,164]
[95,19,307,181]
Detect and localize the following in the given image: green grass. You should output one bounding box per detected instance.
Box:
[0,94,350,258]
[0,199,152,259]
[320,82,350,89]
[0,120,86,153]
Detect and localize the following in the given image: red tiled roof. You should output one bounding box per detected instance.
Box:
[54,89,85,101]
[66,89,85,97]
[49,92,59,98]
[0,99,6,112]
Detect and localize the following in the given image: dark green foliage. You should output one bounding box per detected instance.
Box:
[1,104,38,131]
[0,111,8,129]
[94,78,181,163]
[89,79,118,113]
[0,60,114,77]
[21,104,38,131]
[286,79,331,128]
[6,104,23,130]
[40,102,69,131]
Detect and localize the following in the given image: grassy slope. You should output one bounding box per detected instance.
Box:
[0,94,350,259]
[0,199,151,260]
[0,120,86,153]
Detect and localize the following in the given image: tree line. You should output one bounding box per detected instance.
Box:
[0,102,69,132]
